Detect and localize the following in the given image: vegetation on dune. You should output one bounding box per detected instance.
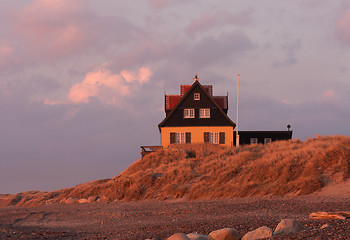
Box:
[1,135,350,207]
[115,135,350,200]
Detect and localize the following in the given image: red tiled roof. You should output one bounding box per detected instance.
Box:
[181,84,213,97]
[213,96,228,110]
[165,95,181,110]
[202,85,213,96]
[165,95,227,110]
[166,84,225,111]
[180,85,191,97]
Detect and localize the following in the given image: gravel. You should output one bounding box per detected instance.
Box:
[1,195,349,239]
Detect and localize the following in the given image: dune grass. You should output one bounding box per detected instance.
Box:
[109,135,350,201]
[2,135,350,207]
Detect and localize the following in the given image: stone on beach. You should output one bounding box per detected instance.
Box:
[167,233,190,240]
[241,226,273,240]
[320,224,330,229]
[78,198,89,203]
[309,211,350,220]
[61,197,79,204]
[187,232,210,240]
[209,228,241,240]
[88,196,100,202]
[273,218,306,236]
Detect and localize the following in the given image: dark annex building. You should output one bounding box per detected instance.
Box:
[233,128,293,146]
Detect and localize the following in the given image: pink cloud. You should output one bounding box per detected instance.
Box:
[43,99,65,105]
[336,10,350,45]
[282,99,291,105]
[68,64,152,106]
[0,43,17,69]
[322,89,336,100]
[186,10,253,37]
[12,0,93,59]
[0,43,14,57]
[149,0,168,8]
[2,0,140,70]
[121,67,152,83]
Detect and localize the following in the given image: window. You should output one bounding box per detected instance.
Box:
[209,132,219,144]
[194,93,200,100]
[184,108,195,118]
[175,132,185,143]
[264,138,272,144]
[170,132,191,144]
[199,108,210,118]
[204,132,222,144]
[250,138,258,144]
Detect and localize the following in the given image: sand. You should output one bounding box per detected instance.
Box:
[1,191,350,239]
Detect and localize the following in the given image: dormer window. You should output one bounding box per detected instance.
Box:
[184,108,195,118]
[194,93,200,100]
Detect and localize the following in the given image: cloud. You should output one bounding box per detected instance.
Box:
[187,32,253,68]
[336,10,350,45]
[301,0,327,8]
[121,67,152,83]
[149,0,168,8]
[12,0,91,58]
[186,10,253,37]
[273,39,301,67]
[0,43,14,58]
[0,43,16,70]
[68,64,152,106]
[282,99,291,105]
[0,73,63,104]
[0,0,139,71]
[148,0,187,9]
[0,95,161,193]
[322,89,336,100]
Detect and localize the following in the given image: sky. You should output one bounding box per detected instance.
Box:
[1,0,350,194]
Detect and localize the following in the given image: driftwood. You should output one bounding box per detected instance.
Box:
[309,211,350,220]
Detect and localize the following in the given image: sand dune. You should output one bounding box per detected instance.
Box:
[1,135,349,207]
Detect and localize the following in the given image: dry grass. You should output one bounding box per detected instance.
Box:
[2,135,350,207]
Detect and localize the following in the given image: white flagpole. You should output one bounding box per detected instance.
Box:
[236,74,239,147]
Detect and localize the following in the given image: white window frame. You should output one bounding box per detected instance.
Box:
[264,138,272,144]
[194,93,200,100]
[199,108,210,118]
[183,108,195,118]
[175,132,186,143]
[209,132,219,144]
[250,138,258,144]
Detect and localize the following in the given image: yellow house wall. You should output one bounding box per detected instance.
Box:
[160,126,233,148]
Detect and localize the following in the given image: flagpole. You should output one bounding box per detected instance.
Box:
[236,74,239,147]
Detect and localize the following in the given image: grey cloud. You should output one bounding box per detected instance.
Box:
[187,32,254,69]
[0,4,141,72]
[234,90,350,140]
[186,9,254,37]
[273,39,301,67]
[0,94,162,193]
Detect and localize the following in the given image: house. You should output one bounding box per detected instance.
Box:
[233,130,293,146]
[158,76,236,147]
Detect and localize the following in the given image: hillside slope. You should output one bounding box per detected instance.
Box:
[1,135,349,207]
